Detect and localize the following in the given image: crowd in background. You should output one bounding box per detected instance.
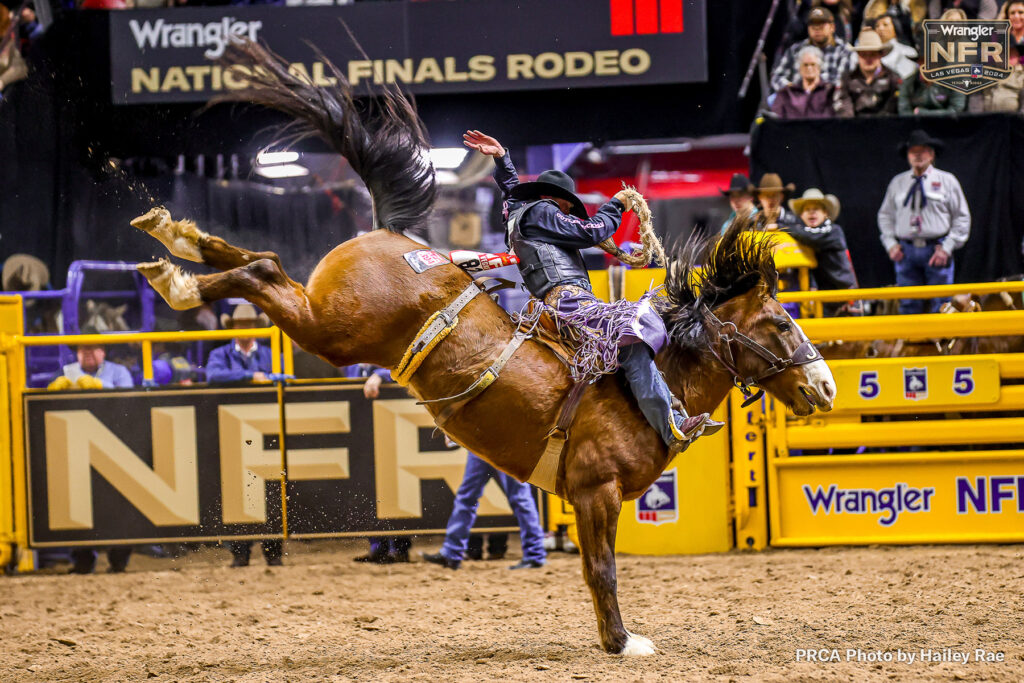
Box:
[769,0,1024,119]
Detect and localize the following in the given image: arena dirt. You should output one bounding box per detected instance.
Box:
[2,541,1021,682]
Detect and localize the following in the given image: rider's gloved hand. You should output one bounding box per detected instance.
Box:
[613,190,634,212]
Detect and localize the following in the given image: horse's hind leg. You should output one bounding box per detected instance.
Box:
[131,208,291,276]
[569,477,655,656]
[137,257,321,349]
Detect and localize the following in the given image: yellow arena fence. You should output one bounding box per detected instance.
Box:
[3,267,1024,568]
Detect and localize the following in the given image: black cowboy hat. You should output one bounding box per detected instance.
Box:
[899,129,944,156]
[719,173,753,196]
[509,170,589,219]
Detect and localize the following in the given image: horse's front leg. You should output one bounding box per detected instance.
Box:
[569,479,655,656]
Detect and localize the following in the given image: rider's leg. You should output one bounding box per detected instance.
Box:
[618,343,724,449]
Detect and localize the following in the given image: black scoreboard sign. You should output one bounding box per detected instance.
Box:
[25,384,522,546]
[108,0,708,104]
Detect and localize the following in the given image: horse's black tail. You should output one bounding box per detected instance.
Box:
[215,41,436,234]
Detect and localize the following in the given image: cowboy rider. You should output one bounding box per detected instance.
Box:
[463,130,723,450]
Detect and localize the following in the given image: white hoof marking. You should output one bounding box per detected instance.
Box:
[137,259,201,311]
[132,208,206,263]
[620,632,656,656]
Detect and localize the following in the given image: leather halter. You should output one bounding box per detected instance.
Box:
[699,303,821,407]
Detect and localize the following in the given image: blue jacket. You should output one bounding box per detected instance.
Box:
[343,364,392,381]
[206,342,273,382]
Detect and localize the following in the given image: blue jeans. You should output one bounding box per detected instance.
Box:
[895,241,954,314]
[441,453,547,564]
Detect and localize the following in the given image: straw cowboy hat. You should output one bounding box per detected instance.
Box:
[509,170,589,219]
[720,173,753,196]
[2,254,50,292]
[852,30,893,54]
[898,129,944,156]
[789,188,841,221]
[750,173,796,196]
[221,303,269,329]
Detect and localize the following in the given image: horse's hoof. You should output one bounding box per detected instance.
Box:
[131,207,170,234]
[137,258,201,311]
[131,208,205,263]
[619,632,656,656]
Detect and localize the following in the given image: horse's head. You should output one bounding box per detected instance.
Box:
[662,219,835,417]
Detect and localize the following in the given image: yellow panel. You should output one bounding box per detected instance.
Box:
[623,269,666,301]
[731,390,768,550]
[770,451,1024,545]
[779,279,1024,304]
[616,404,732,555]
[832,359,999,411]
[799,310,1024,342]
[787,417,1024,450]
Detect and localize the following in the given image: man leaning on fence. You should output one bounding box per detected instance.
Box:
[877,130,970,314]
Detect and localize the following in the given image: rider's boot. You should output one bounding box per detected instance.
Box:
[618,343,725,452]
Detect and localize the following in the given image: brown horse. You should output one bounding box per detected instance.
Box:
[130,43,835,656]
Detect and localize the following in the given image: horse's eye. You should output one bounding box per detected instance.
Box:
[777,321,791,332]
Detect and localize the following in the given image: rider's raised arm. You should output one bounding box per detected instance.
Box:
[520,198,625,250]
[492,151,520,198]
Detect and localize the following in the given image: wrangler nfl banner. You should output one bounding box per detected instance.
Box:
[769,452,1024,546]
[108,0,708,104]
[24,384,521,546]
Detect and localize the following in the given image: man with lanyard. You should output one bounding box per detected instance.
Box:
[463,130,723,451]
[877,130,971,313]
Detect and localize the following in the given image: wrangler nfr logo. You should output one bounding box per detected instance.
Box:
[922,20,1011,94]
[610,0,683,36]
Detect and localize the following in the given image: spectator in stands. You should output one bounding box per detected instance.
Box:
[899,35,967,114]
[347,363,414,565]
[873,13,919,79]
[877,130,971,313]
[862,0,924,39]
[978,1,1024,113]
[58,326,134,389]
[781,1,861,46]
[0,5,28,98]
[835,30,901,116]
[422,451,546,570]
[938,7,969,18]
[784,189,859,314]
[928,0,999,19]
[206,304,273,383]
[18,3,43,57]
[771,46,837,119]
[752,173,799,232]
[771,7,856,92]
[719,173,758,233]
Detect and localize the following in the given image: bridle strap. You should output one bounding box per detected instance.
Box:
[699,303,820,405]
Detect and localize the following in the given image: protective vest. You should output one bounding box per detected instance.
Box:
[506,200,591,299]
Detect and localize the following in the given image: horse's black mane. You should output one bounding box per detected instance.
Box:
[661,214,779,350]
[215,41,436,235]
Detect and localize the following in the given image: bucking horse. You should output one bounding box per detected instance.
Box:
[129,42,835,656]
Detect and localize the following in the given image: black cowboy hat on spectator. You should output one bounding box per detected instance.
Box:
[898,129,944,156]
[509,170,589,219]
[720,173,753,196]
[807,7,835,24]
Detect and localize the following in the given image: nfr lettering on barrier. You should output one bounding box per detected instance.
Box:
[957,475,1024,513]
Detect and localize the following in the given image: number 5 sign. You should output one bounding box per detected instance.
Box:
[833,360,1000,411]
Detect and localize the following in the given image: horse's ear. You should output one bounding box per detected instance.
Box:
[114,304,128,317]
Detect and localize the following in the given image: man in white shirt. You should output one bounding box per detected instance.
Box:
[877,130,971,313]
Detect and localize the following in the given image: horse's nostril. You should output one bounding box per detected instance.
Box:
[822,381,836,402]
